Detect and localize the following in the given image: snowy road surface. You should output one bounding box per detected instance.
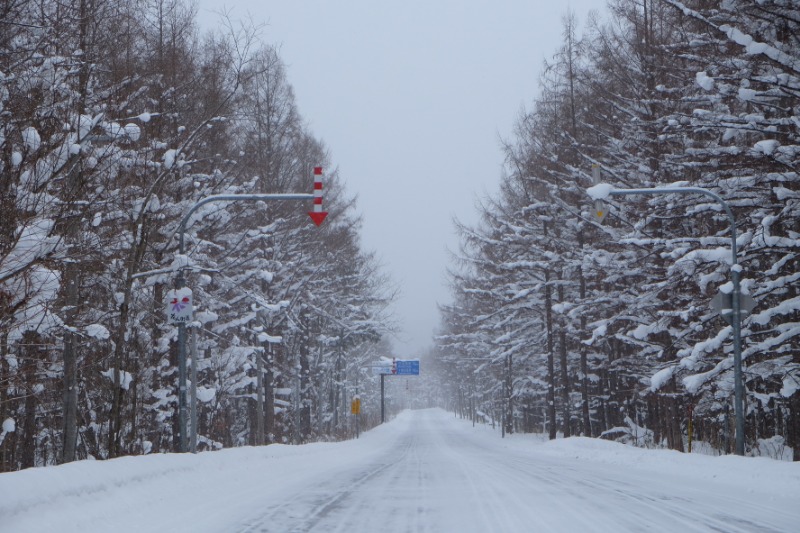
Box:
[2,409,798,532]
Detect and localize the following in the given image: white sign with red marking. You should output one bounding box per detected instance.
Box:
[308,166,328,226]
[166,287,193,325]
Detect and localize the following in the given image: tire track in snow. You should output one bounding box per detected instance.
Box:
[235,410,797,532]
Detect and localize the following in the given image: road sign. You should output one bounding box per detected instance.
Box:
[371,359,420,376]
[593,200,607,223]
[351,398,361,415]
[711,291,756,324]
[394,360,420,376]
[372,361,393,375]
[166,287,193,325]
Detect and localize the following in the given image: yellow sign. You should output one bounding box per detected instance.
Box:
[351,398,361,415]
[594,200,607,223]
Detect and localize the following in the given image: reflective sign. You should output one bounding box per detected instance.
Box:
[166,288,193,325]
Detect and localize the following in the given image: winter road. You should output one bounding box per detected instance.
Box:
[3,409,798,533]
[234,410,796,533]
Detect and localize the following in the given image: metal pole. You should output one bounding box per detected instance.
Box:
[381,374,385,424]
[190,327,198,453]
[604,186,745,456]
[176,275,188,453]
[355,370,360,439]
[175,193,313,453]
[256,344,265,446]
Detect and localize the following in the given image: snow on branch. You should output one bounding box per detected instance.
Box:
[100,369,134,390]
[664,0,800,75]
[0,418,15,446]
[719,25,800,75]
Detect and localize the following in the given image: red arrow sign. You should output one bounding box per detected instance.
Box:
[308,166,328,226]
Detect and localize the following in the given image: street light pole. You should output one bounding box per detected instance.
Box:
[174,192,315,453]
[588,185,745,456]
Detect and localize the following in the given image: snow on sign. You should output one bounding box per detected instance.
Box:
[166,288,193,325]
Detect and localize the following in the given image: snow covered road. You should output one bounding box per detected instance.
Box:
[2,408,798,532]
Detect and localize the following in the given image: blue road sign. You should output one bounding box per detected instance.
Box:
[394,360,420,376]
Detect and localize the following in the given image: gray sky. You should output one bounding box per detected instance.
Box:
[195,1,608,357]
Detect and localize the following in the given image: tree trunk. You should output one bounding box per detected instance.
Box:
[299,321,311,442]
[61,258,80,463]
[505,354,513,435]
[20,333,41,469]
[108,213,152,457]
[63,0,94,466]
[265,345,275,443]
[256,340,265,446]
[545,269,557,440]
[559,323,571,437]
[790,392,800,461]
[107,297,129,459]
[672,396,685,453]
[577,231,592,436]
[0,333,8,472]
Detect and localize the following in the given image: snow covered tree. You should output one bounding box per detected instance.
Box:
[0,1,395,470]
[437,0,798,459]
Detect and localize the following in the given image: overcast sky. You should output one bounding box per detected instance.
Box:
[195,1,608,357]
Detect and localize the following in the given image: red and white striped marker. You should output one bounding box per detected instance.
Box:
[308,166,328,226]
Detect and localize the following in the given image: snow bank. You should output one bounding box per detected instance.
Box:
[0,413,412,533]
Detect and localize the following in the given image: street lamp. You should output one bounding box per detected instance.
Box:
[171,164,328,453]
[587,182,746,456]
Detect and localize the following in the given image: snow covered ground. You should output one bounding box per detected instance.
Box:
[2,408,798,532]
